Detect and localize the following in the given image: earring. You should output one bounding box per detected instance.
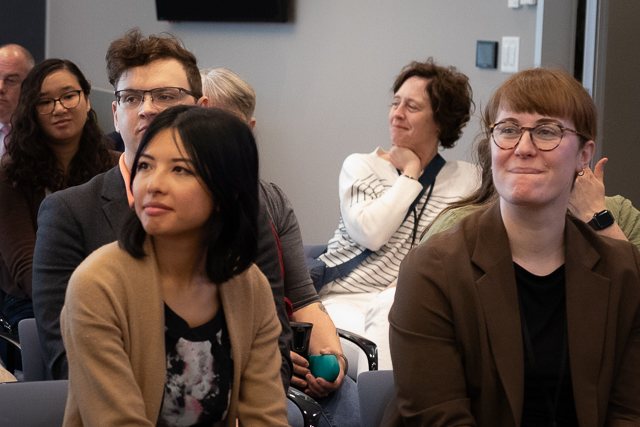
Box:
[577,169,585,177]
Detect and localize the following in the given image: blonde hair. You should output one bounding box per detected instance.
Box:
[200,68,256,122]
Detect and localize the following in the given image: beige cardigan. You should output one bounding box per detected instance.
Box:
[61,239,288,427]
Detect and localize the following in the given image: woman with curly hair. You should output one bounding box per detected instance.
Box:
[0,58,117,332]
[312,58,480,369]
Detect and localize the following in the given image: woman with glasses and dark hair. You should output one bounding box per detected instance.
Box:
[0,58,116,332]
[60,105,288,426]
[382,68,640,426]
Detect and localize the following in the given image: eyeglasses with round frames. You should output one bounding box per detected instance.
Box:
[114,87,197,110]
[36,90,83,115]
[490,121,588,152]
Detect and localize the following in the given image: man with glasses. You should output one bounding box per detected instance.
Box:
[32,29,208,380]
[0,44,34,155]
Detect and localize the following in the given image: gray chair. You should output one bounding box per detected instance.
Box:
[357,370,395,427]
[0,380,68,426]
[18,318,45,382]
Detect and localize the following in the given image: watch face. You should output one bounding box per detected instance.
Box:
[590,210,615,230]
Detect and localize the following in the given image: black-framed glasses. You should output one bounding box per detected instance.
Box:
[36,90,83,115]
[114,87,197,110]
[490,121,588,151]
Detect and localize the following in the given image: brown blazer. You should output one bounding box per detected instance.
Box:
[61,239,288,427]
[382,202,640,427]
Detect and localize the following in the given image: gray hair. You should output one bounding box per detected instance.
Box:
[200,68,255,123]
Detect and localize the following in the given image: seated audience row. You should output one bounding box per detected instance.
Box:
[28,30,355,426]
[2,27,637,427]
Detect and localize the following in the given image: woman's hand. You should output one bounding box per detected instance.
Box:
[569,158,608,222]
[569,158,628,241]
[389,146,422,179]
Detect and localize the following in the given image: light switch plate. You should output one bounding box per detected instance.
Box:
[501,36,519,73]
[508,0,520,8]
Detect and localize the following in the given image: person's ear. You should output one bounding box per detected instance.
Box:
[578,140,595,171]
[197,96,209,108]
[112,101,120,133]
[249,117,256,130]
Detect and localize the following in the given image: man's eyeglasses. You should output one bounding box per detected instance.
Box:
[36,90,83,115]
[114,87,197,110]
[490,121,588,151]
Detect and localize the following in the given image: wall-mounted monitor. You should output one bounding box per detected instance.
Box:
[156,0,291,23]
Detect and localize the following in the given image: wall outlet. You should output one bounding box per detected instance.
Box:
[501,36,520,73]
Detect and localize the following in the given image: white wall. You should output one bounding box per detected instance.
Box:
[46,0,538,243]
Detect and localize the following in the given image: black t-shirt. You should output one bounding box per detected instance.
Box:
[515,263,579,427]
[157,304,233,427]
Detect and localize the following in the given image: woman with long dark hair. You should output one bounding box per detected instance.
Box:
[0,58,116,331]
[61,106,288,426]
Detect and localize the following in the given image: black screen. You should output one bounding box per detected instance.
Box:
[156,0,290,23]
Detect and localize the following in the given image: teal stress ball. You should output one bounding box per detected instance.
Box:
[308,355,340,382]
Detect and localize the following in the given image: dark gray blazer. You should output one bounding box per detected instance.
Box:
[32,166,128,380]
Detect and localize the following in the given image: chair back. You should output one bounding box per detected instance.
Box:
[0,380,68,426]
[18,318,46,381]
[357,370,395,427]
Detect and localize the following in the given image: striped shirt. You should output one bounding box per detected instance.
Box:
[320,149,479,294]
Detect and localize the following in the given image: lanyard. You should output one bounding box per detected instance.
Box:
[408,182,435,246]
[400,154,445,246]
